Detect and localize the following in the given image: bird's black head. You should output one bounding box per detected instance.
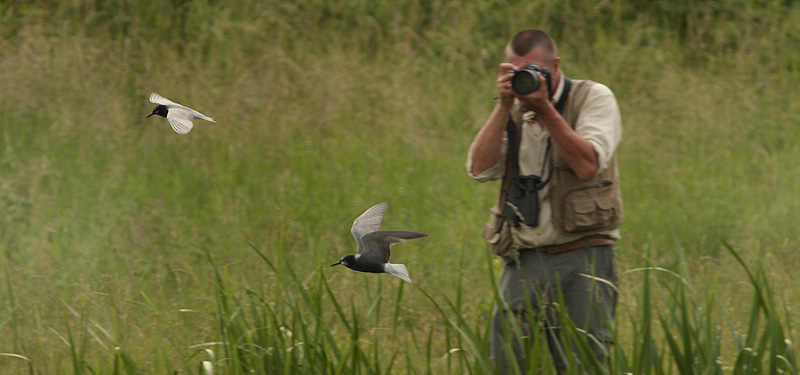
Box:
[147,105,168,119]
[330,255,356,268]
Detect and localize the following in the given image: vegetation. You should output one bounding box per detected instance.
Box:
[2,0,799,373]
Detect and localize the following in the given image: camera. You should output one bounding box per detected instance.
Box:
[510,63,552,96]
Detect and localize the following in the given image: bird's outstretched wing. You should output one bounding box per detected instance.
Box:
[149,92,179,107]
[351,203,389,253]
[166,108,195,134]
[359,230,427,263]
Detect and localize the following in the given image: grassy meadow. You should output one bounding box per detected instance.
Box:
[2,0,800,373]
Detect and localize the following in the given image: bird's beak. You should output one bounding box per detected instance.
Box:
[330,261,342,267]
[146,112,155,119]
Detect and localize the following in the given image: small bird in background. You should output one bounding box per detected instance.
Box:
[146,93,215,134]
[331,203,427,283]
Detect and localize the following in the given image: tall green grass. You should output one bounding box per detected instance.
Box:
[178,239,795,375]
[3,240,796,373]
[2,0,800,373]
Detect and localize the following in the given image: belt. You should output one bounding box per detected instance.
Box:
[529,235,614,255]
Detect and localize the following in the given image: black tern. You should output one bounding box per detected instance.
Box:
[146,93,215,134]
[330,203,427,283]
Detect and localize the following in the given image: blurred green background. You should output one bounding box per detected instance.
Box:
[2,0,800,373]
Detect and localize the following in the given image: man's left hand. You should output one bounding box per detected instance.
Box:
[515,72,553,114]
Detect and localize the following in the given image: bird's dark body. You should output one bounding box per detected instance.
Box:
[331,203,426,282]
[333,230,426,273]
[340,255,384,273]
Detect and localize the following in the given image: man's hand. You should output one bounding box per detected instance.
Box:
[497,63,518,108]
[515,72,553,114]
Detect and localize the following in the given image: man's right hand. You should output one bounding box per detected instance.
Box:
[497,63,518,108]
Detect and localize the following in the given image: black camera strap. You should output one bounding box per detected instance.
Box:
[505,116,521,179]
[539,77,571,186]
[493,113,521,233]
[554,77,571,114]
[512,77,571,188]
[499,77,572,228]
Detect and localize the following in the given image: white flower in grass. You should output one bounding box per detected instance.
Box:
[279,326,293,338]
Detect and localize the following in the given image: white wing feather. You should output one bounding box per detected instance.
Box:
[166,108,195,134]
[351,203,389,253]
[149,92,178,106]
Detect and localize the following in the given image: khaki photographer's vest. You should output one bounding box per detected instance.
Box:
[510,79,623,236]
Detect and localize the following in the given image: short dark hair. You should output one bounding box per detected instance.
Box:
[508,29,557,62]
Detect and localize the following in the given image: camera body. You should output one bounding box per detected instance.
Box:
[510,63,552,96]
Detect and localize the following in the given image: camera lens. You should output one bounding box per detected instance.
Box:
[511,70,540,95]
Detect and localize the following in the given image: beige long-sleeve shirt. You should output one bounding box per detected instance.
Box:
[467,74,623,247]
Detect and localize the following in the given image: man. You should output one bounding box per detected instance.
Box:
[467,29,623,374]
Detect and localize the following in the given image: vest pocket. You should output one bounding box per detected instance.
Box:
[563,182,620,233]
[481,205,515,261]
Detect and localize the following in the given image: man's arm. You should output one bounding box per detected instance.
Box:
[469,63,518,177]
[535,104,599,180]
[469,103,510,176]
[516,73,599,180]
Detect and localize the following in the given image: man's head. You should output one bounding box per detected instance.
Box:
[505,29,560,94]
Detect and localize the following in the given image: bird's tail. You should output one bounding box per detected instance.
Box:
[384,263,412,283]
[192,110,216,123]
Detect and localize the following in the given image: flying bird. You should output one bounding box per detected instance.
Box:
[331,203,426,283]
[146,93,215,134]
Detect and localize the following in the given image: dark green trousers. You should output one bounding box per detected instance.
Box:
[489,245,617,374]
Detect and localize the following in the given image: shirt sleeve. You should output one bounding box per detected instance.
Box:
[466,132,508,182]
[574,83,622,173]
